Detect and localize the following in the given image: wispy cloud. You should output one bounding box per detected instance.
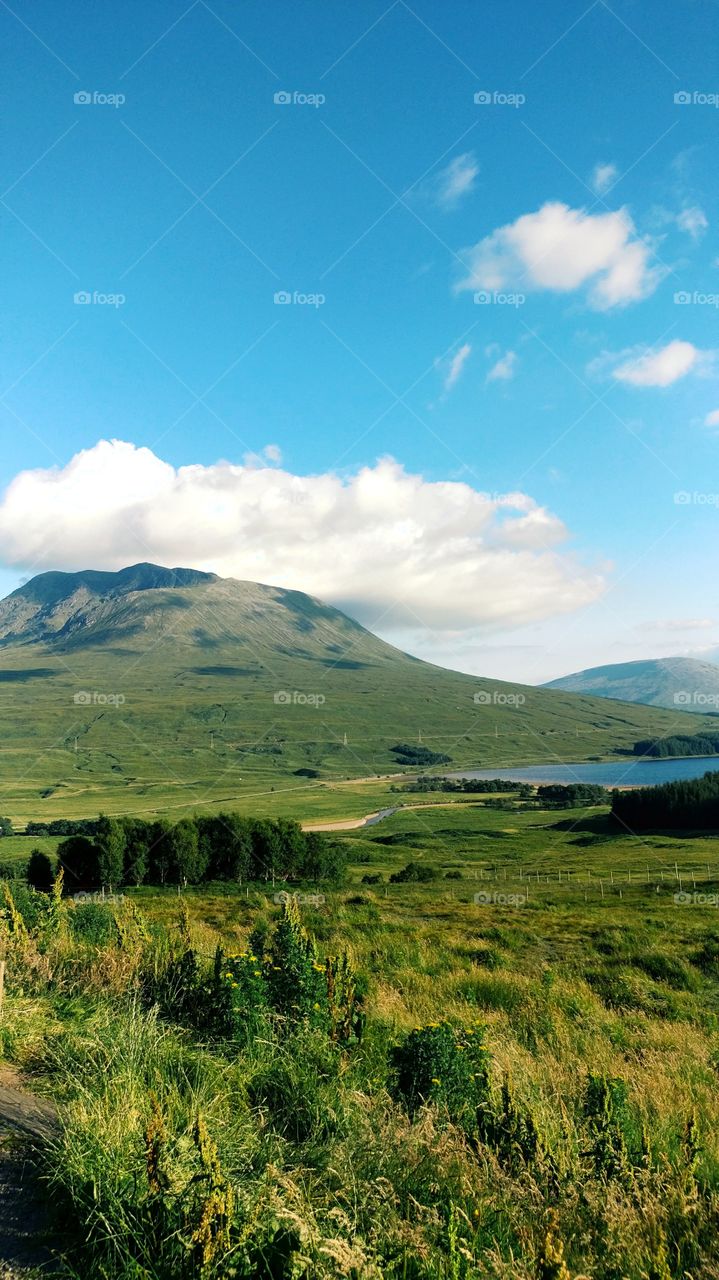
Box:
[608,340,715,388]
[435,152,478,209]
[486,350,518,383]
[676,205,708,240]
[443,342,472,391]
[244,443,283,466]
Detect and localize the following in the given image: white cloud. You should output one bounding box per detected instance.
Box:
[443,342,472,391]
[486,350,518,382]
[705,409,719,427]
[244,442,283,467]
[436,152,478,209]
[611,340,713,387]
[456,201,662,309]
[591,162,618,195]
[676,205,708,239]
[0,440,604,633]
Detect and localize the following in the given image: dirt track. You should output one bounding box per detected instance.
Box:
[0,1070,58,1275]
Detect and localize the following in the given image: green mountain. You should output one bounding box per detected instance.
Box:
[544,656,719,713]
[0,565,701,821]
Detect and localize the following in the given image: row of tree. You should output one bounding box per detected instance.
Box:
[25,818,99,837]
[390,744,452,766]
[633,731,719,759]
[398,778,607,806]
[399,777,533,795]
[39,813,345,891]
[611,770,719,831]
[535,783,609,807]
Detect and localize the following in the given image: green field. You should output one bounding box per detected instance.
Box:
[6,795,719,1275]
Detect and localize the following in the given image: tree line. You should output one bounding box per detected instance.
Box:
[612,770,719,831]
[535,783,609,807]
[28,813,345,892]
[391,744,452,766]
[632,730,719,759]
[398,776,533,795]
[397,778,607,807]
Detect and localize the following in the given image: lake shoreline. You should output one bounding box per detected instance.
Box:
[444,755,719,789]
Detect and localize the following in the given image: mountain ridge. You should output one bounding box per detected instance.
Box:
[544,655,719,713]
[0,564,707,821]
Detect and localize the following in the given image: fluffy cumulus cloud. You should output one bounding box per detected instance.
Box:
[611,340,714,387]
[456,201,662,309]
[0,440,604,632]
[435,152,478,208]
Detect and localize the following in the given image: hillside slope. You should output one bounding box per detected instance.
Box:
[544,656,719,713]
[0,565,703,821]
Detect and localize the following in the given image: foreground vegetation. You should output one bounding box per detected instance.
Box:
[5,796,719,1277]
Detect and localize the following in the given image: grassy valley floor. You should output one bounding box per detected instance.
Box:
[3,798,719,1275]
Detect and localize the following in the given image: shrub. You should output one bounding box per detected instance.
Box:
[27,850,55,890]
[0,860,23,881]
[391,1021,489,1120]
[69,902,117,946]
[583,1073,635,1179]
[389,862,436,884]
[202,945,269,1042]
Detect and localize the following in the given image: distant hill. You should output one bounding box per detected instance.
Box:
[544,656,719,713]
[0,564,702,821]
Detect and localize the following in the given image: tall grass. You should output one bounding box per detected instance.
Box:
[3,813,719,1277]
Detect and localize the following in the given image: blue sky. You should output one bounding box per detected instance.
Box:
[1,0,718,682]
